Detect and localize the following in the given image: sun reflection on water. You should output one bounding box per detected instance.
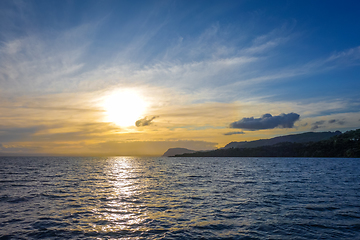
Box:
[92,157,147,233]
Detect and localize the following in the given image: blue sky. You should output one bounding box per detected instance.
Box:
[0,0,359,155]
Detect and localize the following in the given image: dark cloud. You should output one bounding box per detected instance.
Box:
[224,131,245,135]
[229,113,300,130]
[311,119,345,130]
[311,120,325,130]
[0,122,122,143]
[135,116,157,127]
[314,120,325,125]
[311,125,320,130]
[328,119,345,125]
[0,125,46,142]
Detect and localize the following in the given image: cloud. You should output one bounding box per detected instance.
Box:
[311,120,325,130]
[223,131,245,135]
[229,113,300,130]
[0,22,93,93]
[314,120,325,125]
[311,118,346,130]
[328,119,345,125]
[311,125,320,130]
[325,46,360,66]
[0,125,46,142]
[135,116,157,127]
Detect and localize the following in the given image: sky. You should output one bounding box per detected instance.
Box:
[0,0,360,156]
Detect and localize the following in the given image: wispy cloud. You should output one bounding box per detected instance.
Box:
[223,131,245,136]
[0,125,45,142]
[1,1,360,156]
[1,16,359,105]
[325,46,360,66]
[0,24,93,92]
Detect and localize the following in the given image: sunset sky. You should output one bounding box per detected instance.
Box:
[1,0,360,156]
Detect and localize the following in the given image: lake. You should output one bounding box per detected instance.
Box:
[0,156,359,239]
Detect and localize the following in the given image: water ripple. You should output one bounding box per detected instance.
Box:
[0,156,359,239]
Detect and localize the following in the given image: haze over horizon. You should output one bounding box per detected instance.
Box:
[1,0,359,156]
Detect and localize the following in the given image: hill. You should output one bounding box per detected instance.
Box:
[224,131,341,149]
[173,129,360,158]
[162,148,195,157]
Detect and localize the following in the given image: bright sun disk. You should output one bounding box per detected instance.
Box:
[103,90,147,127]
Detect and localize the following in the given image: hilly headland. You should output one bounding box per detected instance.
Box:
[166,129,360,158]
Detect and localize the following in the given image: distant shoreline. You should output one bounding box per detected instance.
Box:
[172,129,360,158]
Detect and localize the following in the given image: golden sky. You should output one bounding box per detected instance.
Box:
[1,1,360,156]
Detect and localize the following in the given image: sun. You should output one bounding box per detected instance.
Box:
[102,89,147,127]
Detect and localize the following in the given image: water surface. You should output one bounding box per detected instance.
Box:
[0,157,359,239]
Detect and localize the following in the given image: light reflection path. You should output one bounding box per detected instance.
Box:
[89,156,250,238]
[93,157,147,233]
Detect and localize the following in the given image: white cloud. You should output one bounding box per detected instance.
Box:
[1,18,359,133]
[325,46,360,66]
[0,24,93,92]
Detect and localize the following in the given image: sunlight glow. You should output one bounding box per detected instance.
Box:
[103,89,147,127]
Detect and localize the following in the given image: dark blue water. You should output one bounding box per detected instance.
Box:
[0,157,359,239]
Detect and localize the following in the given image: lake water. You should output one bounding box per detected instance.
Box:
[0,156,359,239]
